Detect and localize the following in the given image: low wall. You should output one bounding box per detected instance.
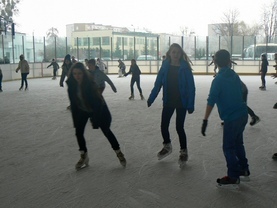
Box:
[1,60,276,81]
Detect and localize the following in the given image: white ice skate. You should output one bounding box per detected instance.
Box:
[115,150,127,167]
[75,152,89,170]
[178,149,188,168]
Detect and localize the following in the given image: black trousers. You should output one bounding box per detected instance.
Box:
[130,76,142,94]
[75,105,120,153]
[21,73,28,87]
[161,107,187,150]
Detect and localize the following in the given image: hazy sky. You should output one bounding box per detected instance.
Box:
[13,0,273,37]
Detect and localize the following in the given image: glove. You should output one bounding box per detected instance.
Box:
[201,119,208,136]
[187,109,194,114]
[147,100,151,107]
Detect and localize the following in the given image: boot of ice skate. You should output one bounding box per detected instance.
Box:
[140,93,145,100]
[115,149,127,167]
[129,94,134,100]
[75,151,89,170]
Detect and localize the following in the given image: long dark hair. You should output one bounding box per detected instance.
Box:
[67,62,103,108]
[166,43,192,70]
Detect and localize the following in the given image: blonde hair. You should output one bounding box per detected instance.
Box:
[166,43,192,70]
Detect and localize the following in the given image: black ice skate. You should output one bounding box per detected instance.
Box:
[115,150,127,167]
[216,176,240,190]
[178,149,188,168]
[157,143,172,160]
[75,152,89,170]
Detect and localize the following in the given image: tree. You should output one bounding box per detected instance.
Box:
[0,0,20,21]
[46,27,59,39]
[261,0,277,42]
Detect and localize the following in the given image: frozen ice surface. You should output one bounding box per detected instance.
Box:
[0,75,277,208]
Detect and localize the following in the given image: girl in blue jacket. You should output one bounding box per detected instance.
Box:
[147,43,195,167]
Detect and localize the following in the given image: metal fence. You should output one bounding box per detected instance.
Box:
[1,33,277,64]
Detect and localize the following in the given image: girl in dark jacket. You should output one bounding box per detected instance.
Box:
[147,43,195,168]
[66,62,126,170]
[124,59,144,100]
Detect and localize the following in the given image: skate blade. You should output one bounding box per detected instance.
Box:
[120,161,127,167]
[179,162,187,169]
[157,151,172,160]
[76,164,89,171]
[216,183,239,190]
[240,176,250,182]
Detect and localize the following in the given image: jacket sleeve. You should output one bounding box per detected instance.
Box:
[185,68,196,111]
[102,72,116,91]
[147,67,164,104]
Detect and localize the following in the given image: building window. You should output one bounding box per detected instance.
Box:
[117,37,121,45]
[123,37,128,46]
[93,37,100,46]
[102,36,110,45]
[83,38,88,46]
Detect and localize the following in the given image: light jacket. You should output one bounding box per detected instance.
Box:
[148,59,195,110]
[16,60,29,74]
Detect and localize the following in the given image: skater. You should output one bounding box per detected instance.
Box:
[47,58,60,80]
[66,62,126,170]
[273,53,277,84]
[201,49,249,187]
[208,55,218,77]
[96,58,107,73]
[15,54,30,91]
[259,53,268,90]
[60,54,73,110]
[71,55,78,63]
[147,43,195,167]
[87,59,117,94]
[0,67,2,92]
[60,54,73,87]
[117,59,126,77]
[124,59,144,100]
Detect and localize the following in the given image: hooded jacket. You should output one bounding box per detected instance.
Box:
[148,59,195,111]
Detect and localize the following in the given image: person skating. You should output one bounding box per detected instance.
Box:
[0,67,3,92]
[87,59,117,94]
[147,43,195,168]
[117,59,126,77]
[124,59,144,100]
[15,54,30,91]
[259,53,268,90]
[66,62,126,170]
[201,49,249,188]
[47,58,60,80]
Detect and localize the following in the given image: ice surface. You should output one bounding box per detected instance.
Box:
[0,75,277,208]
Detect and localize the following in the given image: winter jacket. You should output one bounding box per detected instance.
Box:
[16,60,29,74]
[89,67,116,90]
[125,64,141,77]
[60,63,72,86]
[207,67,247,121]
[66,77,107,129]
[148,59,195,111]
[47,61,60,70]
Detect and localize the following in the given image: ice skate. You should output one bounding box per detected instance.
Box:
[25,86,28,91]
[75,152,89,170]
[19,86,23,91]
[259,86,266,91]
[115,149,127,167]
[240,170,250,182]
[272,153,277,160]
[129,94,134,100]
[250,116,260,126]
[216,176,240,190]
[178,149,188,168]
[140,93,145,100]
[157,143,172,160]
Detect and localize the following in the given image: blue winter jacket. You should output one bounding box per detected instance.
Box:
[207,67,248,121]
[148,59,195,111]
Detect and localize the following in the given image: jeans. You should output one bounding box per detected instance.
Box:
[75,105,120,152]
[223,115,248,179]
[261,71,267,87]
[130,76,142,95]
[21,73,29,88]
[161,107,187,149]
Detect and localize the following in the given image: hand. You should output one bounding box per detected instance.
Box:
[147,100,151,107]
[112,87,117,93]
[187,109,194,114]
[15,70,18,73]
[60,84,64,87]
[201,119,208,136]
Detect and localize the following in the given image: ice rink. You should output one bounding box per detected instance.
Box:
[1,74,277,208]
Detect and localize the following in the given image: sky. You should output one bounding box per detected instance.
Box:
[13,0,274,37]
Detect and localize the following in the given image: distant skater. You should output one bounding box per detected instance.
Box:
[87,59,117,94]
[124,59,144,100]
[117,59,126,77]
[60,54,73,110]
[15,54,30,91]
[0,67,3,92]
[47,58,60,80]
[201,49,250,188]
[66,62,126,170]
[273,52,277,84]
[147,43,195,168]
[259,53,268,90]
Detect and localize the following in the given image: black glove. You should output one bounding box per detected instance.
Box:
[188,109,194,114]
[201,119,208,136]
[147,100,151,107]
